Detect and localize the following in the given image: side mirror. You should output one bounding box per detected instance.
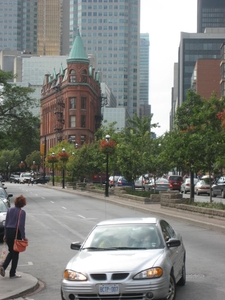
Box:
[166,238,181,248]
[8,194,13,197]
[71,242,82,250]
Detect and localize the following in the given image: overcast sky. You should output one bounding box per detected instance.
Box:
[140,0,197,136]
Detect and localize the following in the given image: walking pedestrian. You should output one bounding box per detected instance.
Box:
[0,195,27,279]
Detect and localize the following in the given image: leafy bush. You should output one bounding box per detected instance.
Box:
[125,189,159,197]
[191,202,225,210]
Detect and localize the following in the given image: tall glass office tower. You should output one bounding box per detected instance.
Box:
[197,0,225,33]
[69,0,140,119]
[140,33,149,106]
[0,0,37,53]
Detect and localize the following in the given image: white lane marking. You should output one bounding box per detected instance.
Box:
[18,262,33,266]
[78,214,85,219]
[50,201,54,203]
[62,206,67,210]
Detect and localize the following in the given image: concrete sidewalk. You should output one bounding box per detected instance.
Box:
[0,270,38,300]
[1,185,225,300]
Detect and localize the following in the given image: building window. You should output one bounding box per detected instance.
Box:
[81,135,86,145]
[69,69,76,82]
[81,69,87,82]
[81,97,86,109]
[69,97,76,109]
[81,115,86,127]
[70,116,76,128]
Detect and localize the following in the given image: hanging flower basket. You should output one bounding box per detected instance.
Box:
[19,162,25,169]
[47,155,58,164]
[99,139,116,155]
[58,151,70,162]
[30,164,37,170]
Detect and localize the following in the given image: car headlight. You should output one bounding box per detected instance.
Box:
[134,267,163,279]
[63,269,87,281]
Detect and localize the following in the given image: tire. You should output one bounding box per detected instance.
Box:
[60,288,66,300]
[178,260,186,286]
[164,273,176,300]
[184,190,187,194]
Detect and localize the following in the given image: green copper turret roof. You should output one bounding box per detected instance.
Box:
[67,29,89,64]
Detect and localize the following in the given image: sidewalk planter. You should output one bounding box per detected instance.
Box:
[176,204,225,219]
[76,183,86,191]
[160,191,184,208]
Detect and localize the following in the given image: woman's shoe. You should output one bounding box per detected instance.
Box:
[10,274,22,279]
[0,267,5,277]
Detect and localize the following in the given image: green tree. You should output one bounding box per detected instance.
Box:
[0,149,21,177]
[0,70,40,158]
[116,114,159,185]
[173,90,225,202]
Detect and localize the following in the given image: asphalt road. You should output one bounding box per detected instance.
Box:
[2,183,225,300]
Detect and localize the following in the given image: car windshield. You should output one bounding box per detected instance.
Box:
[169,176,182,181]
[82,224,164,250]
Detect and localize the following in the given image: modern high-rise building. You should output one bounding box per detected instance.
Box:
[140,33,149,106]
[69,0,141,120]
[139,33,151,119]
[0,0,37,53]
[178,29,225,106]
[197,0,225,33]
[37,0,70,56]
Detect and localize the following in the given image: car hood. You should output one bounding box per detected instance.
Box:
[66,249,164,272]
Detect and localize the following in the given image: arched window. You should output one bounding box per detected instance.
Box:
[69,69,76,83]
[81,69,87,83]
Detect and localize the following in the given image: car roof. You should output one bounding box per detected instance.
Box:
[97,217,159,226]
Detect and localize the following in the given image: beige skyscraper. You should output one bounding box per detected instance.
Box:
[37,0,69,56]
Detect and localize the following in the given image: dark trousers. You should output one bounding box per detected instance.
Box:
[2,228,21,277]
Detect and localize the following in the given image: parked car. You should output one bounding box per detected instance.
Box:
[194,180,210,195]
[0,187,13,208]
[61,217,186,300]
[9,174,20,183]
[109,175,121,188]
[168,175,183,191]
[212,176,225,198]
[154,177,170,191]
[180,178,199,194]
[134,174,151,190]
[0,198,8,238]
[117,176,132,187]
[33,176,50,184]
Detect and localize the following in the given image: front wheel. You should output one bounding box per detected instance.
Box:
[164,273,176,300]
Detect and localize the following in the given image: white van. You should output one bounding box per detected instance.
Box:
[19,172,32,184]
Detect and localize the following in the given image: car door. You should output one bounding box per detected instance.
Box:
[213,177,225,196]
[160,220,183,281]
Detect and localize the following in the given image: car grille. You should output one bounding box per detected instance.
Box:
[90,273,129,281]
[76,293,144,300]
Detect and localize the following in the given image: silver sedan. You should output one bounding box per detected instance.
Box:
[61,217,186,300]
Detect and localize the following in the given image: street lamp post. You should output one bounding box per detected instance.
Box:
[62,148,65,189]
[105,134,110,197]
[6,162,8,181]
[52,153,55,186]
